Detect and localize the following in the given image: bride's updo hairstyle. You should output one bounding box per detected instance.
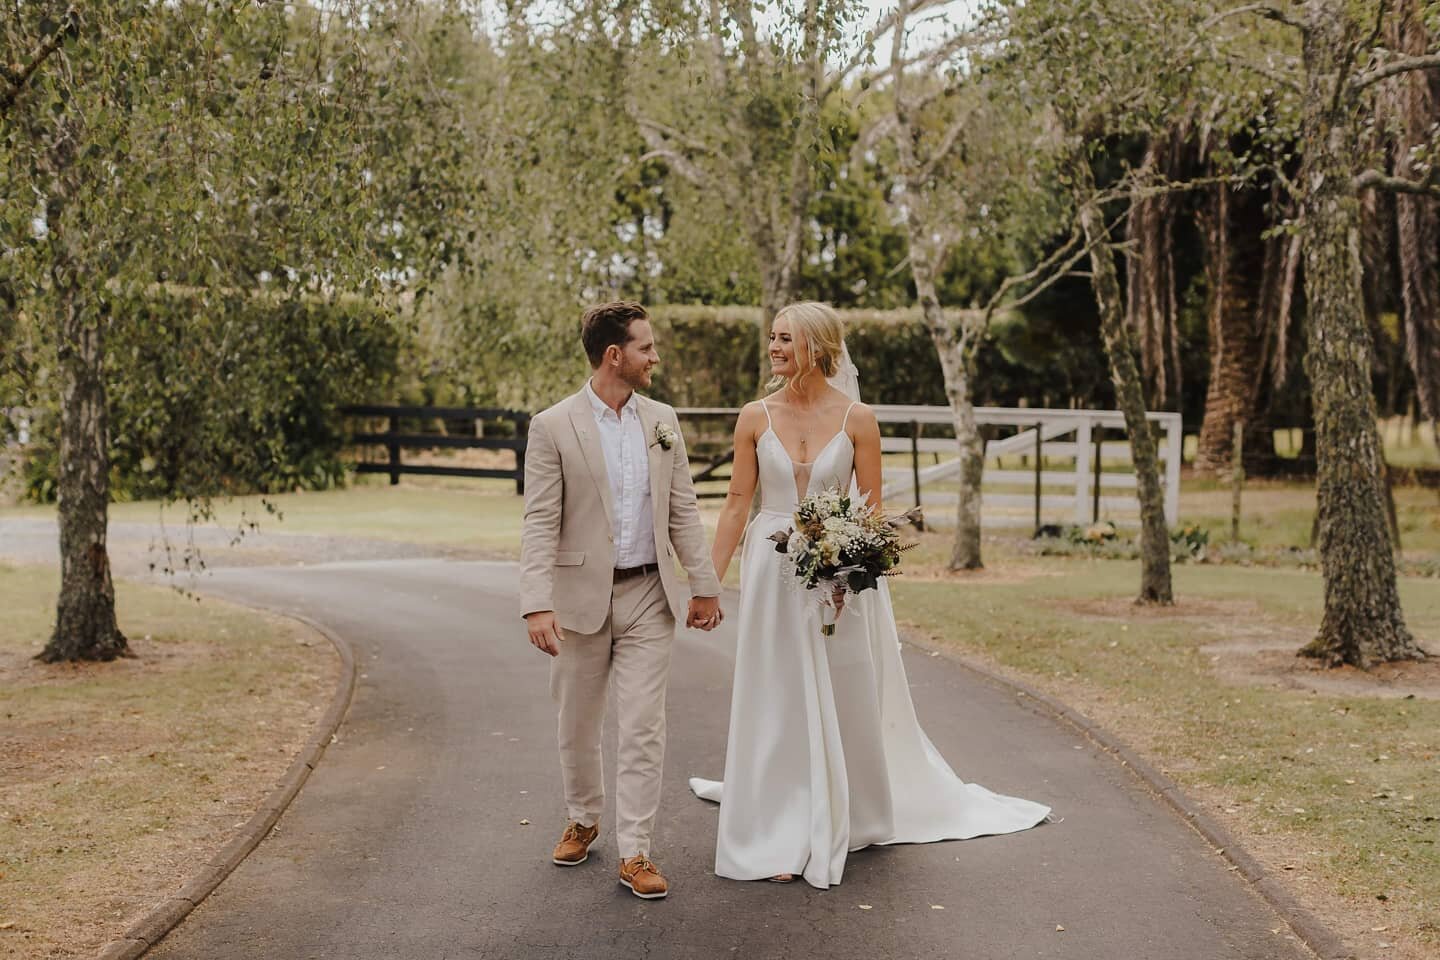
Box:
[769,301,845,393]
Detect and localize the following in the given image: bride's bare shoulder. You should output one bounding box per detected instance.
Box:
[735,400,769,435]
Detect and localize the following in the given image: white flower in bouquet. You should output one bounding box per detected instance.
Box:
[767,486,922,636]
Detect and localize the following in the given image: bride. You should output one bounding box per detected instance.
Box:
[689,301,1051,888]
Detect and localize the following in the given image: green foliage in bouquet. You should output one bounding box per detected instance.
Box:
[768,487,923,595]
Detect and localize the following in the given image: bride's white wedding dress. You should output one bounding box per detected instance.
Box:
[689,399,1050,889]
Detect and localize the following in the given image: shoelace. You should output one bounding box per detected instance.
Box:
[562,823,593,843]
[626,856,656,875]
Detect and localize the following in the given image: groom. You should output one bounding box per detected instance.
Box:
[519,301,723,900]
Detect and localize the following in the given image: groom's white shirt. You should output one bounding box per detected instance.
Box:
[584,380,656,568]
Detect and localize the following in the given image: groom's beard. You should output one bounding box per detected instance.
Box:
[619,358,654,390]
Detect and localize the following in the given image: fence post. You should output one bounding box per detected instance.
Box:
[1033,421,1044,536]
[387,415,401,486]
[515,413,529,496]
[1093,426,1104,522]
[1231,419,1244,542]
[910,420,924,529]
[1074,418,1092,524]
[1164,414,1182,525]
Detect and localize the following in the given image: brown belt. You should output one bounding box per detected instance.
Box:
[613,563,660,582]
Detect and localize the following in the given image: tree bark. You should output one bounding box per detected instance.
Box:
[1295,0,1423,666]
[1073,157,1173,604]
[38,280,128,663]
[1195,184,1280,474]
[909,244,984,569]
[1389,0,1440,449]
[1125,128,1187,411]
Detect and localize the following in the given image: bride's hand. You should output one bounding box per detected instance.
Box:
[832,587,846,614]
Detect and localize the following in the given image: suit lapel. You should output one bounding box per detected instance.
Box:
[637,398,669,519]
[568,392,615,530]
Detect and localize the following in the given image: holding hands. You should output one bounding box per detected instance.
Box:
[687,595,723,631]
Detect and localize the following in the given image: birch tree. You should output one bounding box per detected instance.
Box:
[995,0,1213,603]
[861,1,1053,569]
[601,0,885,378]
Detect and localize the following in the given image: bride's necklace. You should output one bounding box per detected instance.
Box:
[789,393,824,459]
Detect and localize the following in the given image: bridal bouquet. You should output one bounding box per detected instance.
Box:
[767,488,921,636]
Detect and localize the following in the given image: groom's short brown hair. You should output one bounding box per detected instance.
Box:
[581,301,649,368]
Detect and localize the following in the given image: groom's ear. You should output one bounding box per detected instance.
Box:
[604,343,623,367]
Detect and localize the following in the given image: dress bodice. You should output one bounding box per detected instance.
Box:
[756,400,856,514]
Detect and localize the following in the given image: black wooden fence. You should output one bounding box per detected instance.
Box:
[342,405,530,493]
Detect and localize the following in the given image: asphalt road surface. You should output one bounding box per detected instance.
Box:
[95,555,1316,960]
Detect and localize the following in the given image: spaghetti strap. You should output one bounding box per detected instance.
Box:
[840,400,858,432]
[759,398,773,429]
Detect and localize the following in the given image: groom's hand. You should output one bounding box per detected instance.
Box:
[687,595,723,631]
[525,611,563,657]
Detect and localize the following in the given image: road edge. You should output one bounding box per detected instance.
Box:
[897,626,1355,960]
[93,609,358,960]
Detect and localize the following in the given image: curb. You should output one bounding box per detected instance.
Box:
[898,627,1355,960]
[93,609,358,960]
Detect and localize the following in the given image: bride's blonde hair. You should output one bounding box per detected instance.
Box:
[767,301,845,393]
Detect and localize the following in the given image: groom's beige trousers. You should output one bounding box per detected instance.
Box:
[549,570,674,859]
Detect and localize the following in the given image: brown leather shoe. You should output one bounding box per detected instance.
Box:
[552,821,599,866]
[618,855,669,899]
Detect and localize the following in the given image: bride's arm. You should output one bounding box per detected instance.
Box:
[710,402,765,582]
[849,404,885,513]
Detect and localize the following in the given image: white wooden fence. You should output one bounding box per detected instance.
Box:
[873,405,1182,529]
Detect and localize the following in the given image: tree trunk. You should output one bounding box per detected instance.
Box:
[1126,129,1187,411]
[910,244,984,569]
[1073,157,1173,604]
[1295,1,1423,666]
[1390,0,1440,449]
[758,256,785,388]
[1195,184,1279,474]
[38,281,128,663]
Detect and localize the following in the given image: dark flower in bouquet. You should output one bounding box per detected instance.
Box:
[767,487,921,635]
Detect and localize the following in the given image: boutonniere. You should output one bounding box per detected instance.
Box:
[651,423,677,451]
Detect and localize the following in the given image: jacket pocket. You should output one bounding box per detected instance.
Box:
[554,550,585,566]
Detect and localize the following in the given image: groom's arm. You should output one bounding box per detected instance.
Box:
[519,415,563,621]
[664,409,722,600]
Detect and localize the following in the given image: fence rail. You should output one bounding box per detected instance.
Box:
[678,404,1183,530]
[341,405,530,493]
[341,402,1181,529]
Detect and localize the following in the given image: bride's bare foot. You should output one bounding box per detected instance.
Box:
[768,873,795,883]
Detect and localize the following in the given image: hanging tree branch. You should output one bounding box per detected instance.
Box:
[0,7,81,119]
[1208,3,1306,32]
[1351,51,1440,91]
[1355,168,1440,197]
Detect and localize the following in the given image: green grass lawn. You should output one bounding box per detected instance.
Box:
[891,559,1439,956]
[0,563,337,959]
[2,476,528,556]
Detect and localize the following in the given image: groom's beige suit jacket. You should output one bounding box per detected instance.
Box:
[519,388,720,633]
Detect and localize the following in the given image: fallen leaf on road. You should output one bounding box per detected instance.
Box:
[1056,925,1065,932]
[519,819,530,825]
[1372,926,1389,932]
[930,905,944,910]
[857,904,872,911]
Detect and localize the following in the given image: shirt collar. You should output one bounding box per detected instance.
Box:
[585,380,638,421]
